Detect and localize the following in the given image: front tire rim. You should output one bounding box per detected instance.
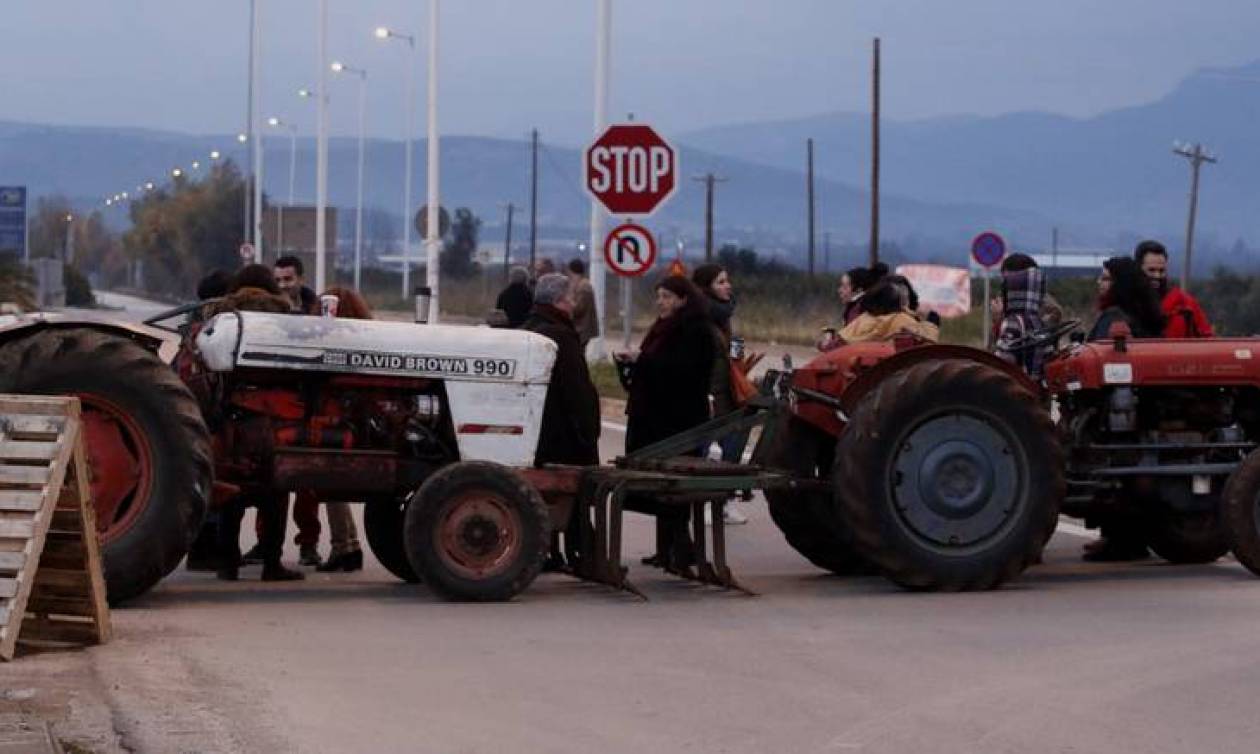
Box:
[889,411,1024,553]
[434,491,521,579]
[79,393,155,545]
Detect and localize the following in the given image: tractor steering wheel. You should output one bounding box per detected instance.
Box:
[998,319,1081,356]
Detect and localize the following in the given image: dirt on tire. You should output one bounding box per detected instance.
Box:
[0,328,211,603]
[832,359,1062,591]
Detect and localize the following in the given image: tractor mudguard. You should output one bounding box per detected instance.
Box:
[792,342,1041,438]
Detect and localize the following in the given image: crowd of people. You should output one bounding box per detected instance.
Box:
[187,236,1212,582]
[187,255,369,581]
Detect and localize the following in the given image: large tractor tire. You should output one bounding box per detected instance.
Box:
[0,328,211,603]
[1221,449,1260,577]
[759,412,869,575]
[1144,510,1228,565]
[404,461,549,601]
[832,359,1062,591]
[364,493,421,583]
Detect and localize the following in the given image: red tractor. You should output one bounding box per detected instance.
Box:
[760,324,1260,588]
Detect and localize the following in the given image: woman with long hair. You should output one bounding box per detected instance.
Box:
[1088,256,1166,340]
[617,275,718,569]
[692,263,757,525]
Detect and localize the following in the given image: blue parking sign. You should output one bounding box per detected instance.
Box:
[0,186,27,258]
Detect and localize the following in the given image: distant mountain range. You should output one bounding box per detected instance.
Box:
[680,60,1260,260]
[2,59,1257,271]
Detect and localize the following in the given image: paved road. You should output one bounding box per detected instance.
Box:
[7,293,1260,753]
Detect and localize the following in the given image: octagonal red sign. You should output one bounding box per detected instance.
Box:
[584,124,678,216]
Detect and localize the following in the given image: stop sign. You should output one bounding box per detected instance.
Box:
[584,124,677,216]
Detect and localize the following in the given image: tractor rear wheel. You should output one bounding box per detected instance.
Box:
[364,493,421,583]
[1221,449,1260,577]
[833,360,1062,591]
[759,412,869,575]
[0,328,211,603]
[1144,510,1228,564]
[404,461,549,601]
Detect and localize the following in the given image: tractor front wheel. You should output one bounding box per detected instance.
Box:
[1221,449,1260,577]
[364,493,421,583]
[404,461,549,601]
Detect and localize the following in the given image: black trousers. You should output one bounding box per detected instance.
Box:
[218,491,290,567]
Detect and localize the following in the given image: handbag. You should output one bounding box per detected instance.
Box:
[729,359,758,405]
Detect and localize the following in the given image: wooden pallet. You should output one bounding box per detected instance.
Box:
[0,395,110,661]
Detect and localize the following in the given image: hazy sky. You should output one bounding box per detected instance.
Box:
[2,0,1258,145]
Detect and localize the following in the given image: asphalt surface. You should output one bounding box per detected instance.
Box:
[7,292,1260,753]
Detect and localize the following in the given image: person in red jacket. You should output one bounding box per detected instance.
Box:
[1135,240,1213,338]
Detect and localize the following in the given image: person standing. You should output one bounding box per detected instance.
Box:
[495,266,534,328]
[313,287,370,573]
[566,258,599,350]
[618,276,717,570]
[522,273,602,568]
[692,263,757,525]
[274,255,319,314]
[1134,240,1213,338]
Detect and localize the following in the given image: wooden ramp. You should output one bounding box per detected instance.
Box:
[0,395,110,661]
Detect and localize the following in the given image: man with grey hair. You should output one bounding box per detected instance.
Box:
[495,265,533,327]
[523,272,601,568]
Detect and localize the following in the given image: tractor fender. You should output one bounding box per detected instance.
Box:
[842,344,1042,413]
[792,342,1041,438]
[0,313,179,363]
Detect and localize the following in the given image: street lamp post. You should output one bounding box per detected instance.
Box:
[375,25,417,299]
[268,116,298,254]
[64,213,74,264]
[425,0,442,322]
[332,61,369,290]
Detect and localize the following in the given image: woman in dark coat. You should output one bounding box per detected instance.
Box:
[1088,256,1166,341]
[619,275,717,569]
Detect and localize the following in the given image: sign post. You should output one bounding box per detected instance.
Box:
[585,124,678,355]
[971,231,1007,349]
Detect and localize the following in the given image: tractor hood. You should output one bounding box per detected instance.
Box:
[196,311,557,385]
[1045,338,1260,392]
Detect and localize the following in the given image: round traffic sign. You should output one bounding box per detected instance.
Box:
[585,124,678,216]
[238,242,256,263]
[971,231,1007,268]
[414,205,450,239]
[603,223,657,278]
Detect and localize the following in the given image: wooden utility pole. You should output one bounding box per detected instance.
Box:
[1172,141,1217,291]
[692,172,728,261]
[501,202,515,281]
[806,138,816,276]
[869,37,881,267]
[529,128,539,273]
[823,230,831,274]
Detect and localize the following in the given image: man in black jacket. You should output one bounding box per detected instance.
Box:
[522,273,601,466]
[523,273,601,569]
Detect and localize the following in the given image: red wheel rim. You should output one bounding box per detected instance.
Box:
[79,393,155,544]
[434,492,521,579]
